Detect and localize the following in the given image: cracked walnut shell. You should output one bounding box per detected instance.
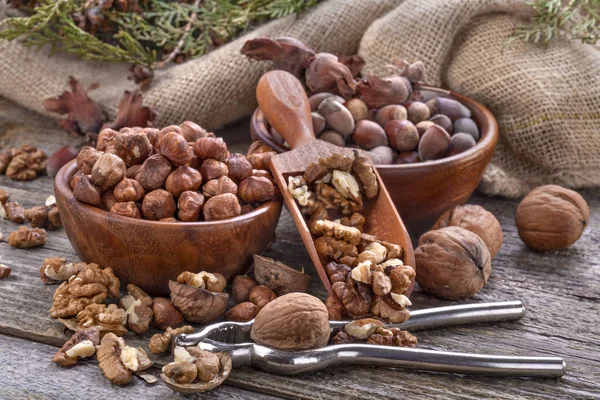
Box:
[515,185,589,251]
[169,280,228,324]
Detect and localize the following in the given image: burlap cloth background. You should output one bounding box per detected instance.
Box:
[1,0,599,197]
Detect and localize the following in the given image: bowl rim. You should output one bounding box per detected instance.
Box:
[55,160,282,228]
[252,87,499,170]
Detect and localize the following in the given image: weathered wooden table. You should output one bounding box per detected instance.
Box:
[1,98,598,400]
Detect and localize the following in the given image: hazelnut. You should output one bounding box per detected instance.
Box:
[141,189,176,220]
[177,191,205,222]
[115,130,152,166]
[319,130,346,147]
[248,285,277,310]
[158,132,193,166]
[385,120,419,152]
[143,128,160,146]
[232,275,258,303]
[247,151,276,170]
[433,204,503,258]
[4,201,25,223]
[394,151,420,164]
[180,121,210,142]
[110,202,141,219]
[158,125,183,141]
[429,114,453,135]
[101,191,117,211]
[72,174,101,206]
[415,226,491,299]
[344,98,370,122]
[312,112,326,134]
[308,92,342,111]
[193,137,228,161]
[415,121,435,137]
[453,117,480,141]
[366,146,396,165]
[247,141,275,155]
[200,159,228,181]
[76,146,103,174]
[151,297,183,330]
[135,154,173,190]
[426,97,472,121]
[113,177,145,202]
[225,153,252,182]
[238,176,274,203]
[250,293,330,351]
[515,185,589,251]
[225,302,258,322]
[406,101,430,124]
[126,164,143,179]
[418,125,451,161]
[374,105,407,127]
[317,98,355,136]
[189,156,203,171]
[96,129,118,152]
[445,133,476,157]
[352,120,388,150]
[203,193,241,221]
[202,176,238,198]
[91,153,126,191]
[165,166,203,197]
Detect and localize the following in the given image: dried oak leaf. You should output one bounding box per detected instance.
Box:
[102,90,155,131]
[43,76,105,135]
[52,326,100,367]
[241,36,315,79]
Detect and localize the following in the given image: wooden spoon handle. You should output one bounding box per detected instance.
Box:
[256,70,315,149]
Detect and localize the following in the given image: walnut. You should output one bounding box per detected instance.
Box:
[248,285,277,310]
[165,166,203,198]
[114,130,152,166]
[24,205,62,230]
[4,201,25,223]
[135,154,173,190]
[385,264,415,295]
[177,191,204,222]
[162,348,232,392]
[50,264,120,319]
[225,153,252,182]
[75,303,128,336]
[39,257,75,284]
[200,159,228,181]
[76,146,103,174]
[162,361,198,384]
[288,175,312,207]
[158,131,193,166]
[315,183,362,214]
[186,347,222,382]
[113,177,145,202]
[515,185,589,251]
[344,318,385,339]
[332,276,372,318]
[250,293,330,350]
[110,201,141,219]
[231,275,257,303]
[303,162,330,183]
[181,121,212,142]
[0,264,12,279]
[338,212,365,232]
[350,260,373,284]
[367,327,417,347]
[148,325,194,354]
[121,284,153,335]
[360,233,403,259]
[358,242,387,264]
[91,153,126,191]
[202,176,238,198]
[0,151,13,174]
[330,330,358,344]
[325,261,351,284]
[193,137,228,161]
[415,226,491,300]
[203,193,241,221]
[72,174,101,206]
[319,153,353,171]
[314,219,361,245]
[97,333,153,385]
[225,302,259,322]
[325,295,345,320]
[8,226,48,248]
[52,327,100,367]
[315,236,358,260]
[169,279,228,324]
[141,189,176,220]
[177,271,226,292]
[372,270,392,296]
[151,297,183,329]
[370,295,410,323]
[238,176,274,203]
[331,170,362,204]
[6,145,47,181]
[352,154,379,199]
[433,204,503,258]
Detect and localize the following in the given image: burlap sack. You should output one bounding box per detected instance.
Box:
[2,0,600,197]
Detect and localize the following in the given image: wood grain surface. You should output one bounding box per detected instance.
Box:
[0,97,599,400]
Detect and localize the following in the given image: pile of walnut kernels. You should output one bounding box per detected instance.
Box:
[288,153,417,329]
[72,121,277,221]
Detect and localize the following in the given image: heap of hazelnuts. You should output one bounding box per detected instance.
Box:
[70,122,277,222]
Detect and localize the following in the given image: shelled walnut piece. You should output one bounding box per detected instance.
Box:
[97,333,153,386]
[39,257,82,284]
[330,319,417,347]
[69,303,128,336]
[52,327,100,367]
[0,144,48,181]
[120,284,153,335]
[0,264,11,279]
[149,325,194,354]
[70,123,276,222]
[161,347,232,393]
[8,226,48,248]
[170,271,228,324]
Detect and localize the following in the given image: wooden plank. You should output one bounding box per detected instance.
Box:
[0,333,281,400]
[0,97,599,399]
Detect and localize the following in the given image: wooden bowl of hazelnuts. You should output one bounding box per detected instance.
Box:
[251,87,498,237]
[54,122,283,295]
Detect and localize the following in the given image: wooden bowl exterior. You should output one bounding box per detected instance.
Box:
[252,91,498,237]
[54,161,283,295]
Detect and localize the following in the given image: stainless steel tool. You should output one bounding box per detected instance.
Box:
[174,301,566,378]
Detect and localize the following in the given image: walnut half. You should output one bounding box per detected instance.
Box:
[97,333,153,385]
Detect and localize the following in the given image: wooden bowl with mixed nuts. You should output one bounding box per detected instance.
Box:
[54,122,283,295]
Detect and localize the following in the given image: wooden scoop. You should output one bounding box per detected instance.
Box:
[257,70,415,298]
